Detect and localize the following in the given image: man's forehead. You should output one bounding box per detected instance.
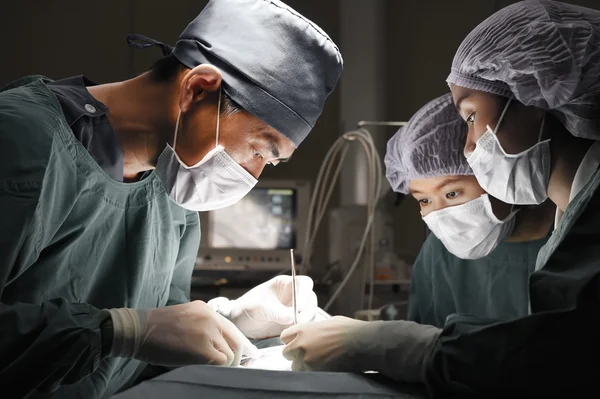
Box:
[248,120,278,135]
[240,115,275,134]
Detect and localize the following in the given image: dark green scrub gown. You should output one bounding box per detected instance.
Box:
[408,234,547,328]
[424,166,600,398]
[0,77,200,398]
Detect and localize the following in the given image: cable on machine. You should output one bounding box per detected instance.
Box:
[299,128,382,314]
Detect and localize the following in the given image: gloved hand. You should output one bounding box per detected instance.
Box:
[208,275,318,339]
[280,316,442,383]
[108,301,260,367]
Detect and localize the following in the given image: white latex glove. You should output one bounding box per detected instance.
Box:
[280,316,441,383]
[280,316,366,372]
[209,275,318,339]
[108,301,259,367]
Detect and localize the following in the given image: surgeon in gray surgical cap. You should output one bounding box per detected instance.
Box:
[0,0,342,397]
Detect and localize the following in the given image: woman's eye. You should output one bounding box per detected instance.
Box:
[418,199,430,206]
[466,112,475,125]
[446,191,459,199]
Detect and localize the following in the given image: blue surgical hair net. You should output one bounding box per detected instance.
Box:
[385,93,472,195]
[447,0,600,141]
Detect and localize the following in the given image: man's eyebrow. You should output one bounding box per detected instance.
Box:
[266,136,280,159]
[272,141,292,162]
[259,130,293,162]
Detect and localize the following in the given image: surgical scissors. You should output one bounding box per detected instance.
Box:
[290,248,298,325]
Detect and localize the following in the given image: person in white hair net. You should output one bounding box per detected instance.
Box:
[278,93,554,392]
[278,2,600,397]
[398,1,600,397]
[385,93,553,328]
[448,0,600,143]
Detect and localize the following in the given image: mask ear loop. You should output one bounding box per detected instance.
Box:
[493,98,512,135]
[174,87,222,151]
[170,110,183,202]
[215,87,222,149]
[173,111,182,151]
[537,114,546,142]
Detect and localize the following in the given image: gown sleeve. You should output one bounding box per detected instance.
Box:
[423,170,600,397]
[423,299,600,398]
[0,115,109,395]
[0,154,110,397]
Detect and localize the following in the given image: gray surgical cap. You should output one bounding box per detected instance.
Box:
[172,0,343,147]
[447,0,600,141]
[384,94,472,195]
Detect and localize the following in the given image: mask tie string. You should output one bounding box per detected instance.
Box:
[493,98,512,135]
[173,111,182,151]
[215,87,222,149]
[538,115,546,142]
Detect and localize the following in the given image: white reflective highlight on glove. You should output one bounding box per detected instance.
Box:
[209,275,318,339]
[281,316,441,383]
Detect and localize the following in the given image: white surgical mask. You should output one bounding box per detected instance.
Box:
[466,99,551,205]
[422,194,518,259]
[155,89,258,211]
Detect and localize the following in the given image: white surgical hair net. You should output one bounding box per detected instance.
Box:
[447,0,600,141]
[384,93,472,195]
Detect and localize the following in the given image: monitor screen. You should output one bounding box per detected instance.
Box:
[208,188,297,250]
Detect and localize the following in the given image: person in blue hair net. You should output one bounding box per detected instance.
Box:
[385,93,553,328]
[0,0,342,397]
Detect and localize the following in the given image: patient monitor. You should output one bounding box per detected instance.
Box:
[196,179,310,273]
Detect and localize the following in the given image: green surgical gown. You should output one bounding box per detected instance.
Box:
[0,77,200,398]
[408,234,547,328]
[424,166,600,398]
